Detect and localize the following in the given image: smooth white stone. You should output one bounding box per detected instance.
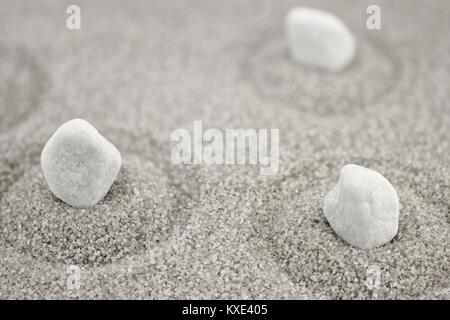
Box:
[285,7,356,71]
[41,119,121,208]
[323,164,399,249]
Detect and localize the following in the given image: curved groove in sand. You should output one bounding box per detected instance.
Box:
[253,155,449,299]
[240,34,402,116]
[0,44,50,134]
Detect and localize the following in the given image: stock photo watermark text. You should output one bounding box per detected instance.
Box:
[171,121,279,175]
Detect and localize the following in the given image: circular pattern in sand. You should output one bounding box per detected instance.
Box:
[242,36,400,115]
[0,156,178,267]
[256,155,449,299]
[0,45,49,132]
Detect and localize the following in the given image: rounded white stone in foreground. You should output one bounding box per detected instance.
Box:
[323,164,399,249]
[41,119,121,208]
[285,7,356,71]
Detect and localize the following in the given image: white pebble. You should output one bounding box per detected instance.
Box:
[41,119,121,208]
[285,7,356,71]
[323,164,399,249]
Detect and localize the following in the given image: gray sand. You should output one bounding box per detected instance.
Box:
[0,0,449,299]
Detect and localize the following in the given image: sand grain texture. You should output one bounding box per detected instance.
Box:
[0,0,449,299]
